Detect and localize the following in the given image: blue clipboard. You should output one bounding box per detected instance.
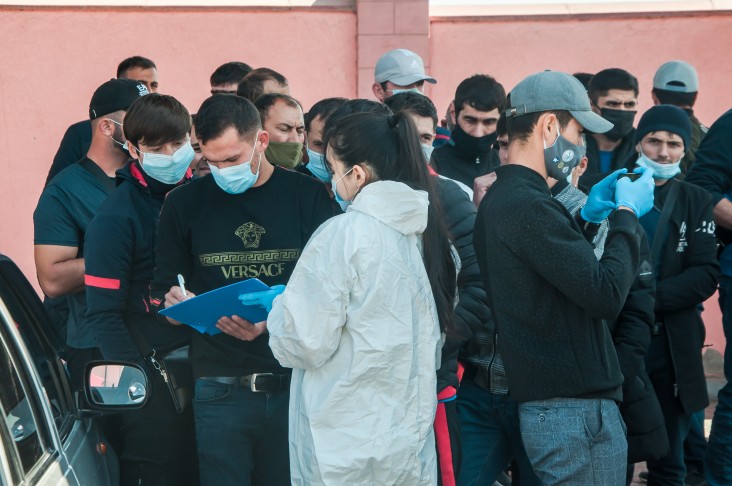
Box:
[159,278,270,335]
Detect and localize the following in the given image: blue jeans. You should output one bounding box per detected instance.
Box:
[707,276,732,485]
[456,380,540,486]
[519,398,627,486]
[193,378,290,486]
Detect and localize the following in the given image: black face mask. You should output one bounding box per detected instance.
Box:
[451,124,498,158]
[600,108,636,142]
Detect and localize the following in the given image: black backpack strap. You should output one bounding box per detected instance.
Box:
[650,180,681,272]
[78,158,116,192]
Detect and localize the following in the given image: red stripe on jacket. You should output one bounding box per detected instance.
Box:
[85,275,121,290]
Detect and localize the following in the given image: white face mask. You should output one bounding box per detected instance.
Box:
[421,143,434,163]
[390,87,423,96]
[636,151,682,180]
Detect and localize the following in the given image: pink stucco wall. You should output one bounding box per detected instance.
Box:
[0,5,728,352]
[0,6,357,289]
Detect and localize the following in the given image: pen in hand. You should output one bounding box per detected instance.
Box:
[177,274,188,299]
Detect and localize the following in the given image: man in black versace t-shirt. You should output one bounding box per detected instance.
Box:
[152,94,334,486]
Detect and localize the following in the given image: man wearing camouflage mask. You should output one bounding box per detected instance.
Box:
[580,68,640,189]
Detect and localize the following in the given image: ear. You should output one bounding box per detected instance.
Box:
[651,91,660,105]
[576,156,588,177]
[541,112,557,139]
[449,101,456,125]
[372,83,386,102]
[635,142,642,154]
[128,143,140,161]
[351,164,369,189]
[97,118,116,136]
[257,130,270,152]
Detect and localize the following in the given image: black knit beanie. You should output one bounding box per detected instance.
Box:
[634,104,691,149]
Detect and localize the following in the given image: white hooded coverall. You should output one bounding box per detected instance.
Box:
[268,180,442,485]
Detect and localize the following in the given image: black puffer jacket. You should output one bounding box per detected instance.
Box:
[434,177,491,392]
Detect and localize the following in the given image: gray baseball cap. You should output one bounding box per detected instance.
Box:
[505,70,613,134]
[374,49,436,86]
[653,60,699,93]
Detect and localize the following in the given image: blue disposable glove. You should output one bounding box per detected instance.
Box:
[238,285,286,313]
[580,168,627,223]
[615,166,655,217]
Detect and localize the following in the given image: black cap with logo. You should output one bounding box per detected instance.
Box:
[89,78,149,120]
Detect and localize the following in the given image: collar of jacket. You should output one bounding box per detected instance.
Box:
[349,181,428,235]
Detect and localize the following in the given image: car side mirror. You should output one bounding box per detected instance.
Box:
[84,361,149,410]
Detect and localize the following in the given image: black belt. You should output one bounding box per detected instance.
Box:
[200,374,290,393]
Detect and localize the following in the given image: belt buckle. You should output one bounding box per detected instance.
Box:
[250,373,275,392]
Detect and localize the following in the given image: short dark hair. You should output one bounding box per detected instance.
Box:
[304,98,348,132]
[505,110,573,143]
[123,94,191,149]
[588,68,639,104]
[194,94,261,145]
[254,93,302,126]
[236,68,288,102]
[652,88,698,108]
[572,72,594,90]
[496,111,508,137]
[384,92,438,130]
[322,99,392,144]
[210,62,253,87]
[116,56,157,78]
[454,75,506,117]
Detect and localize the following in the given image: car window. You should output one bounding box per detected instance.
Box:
[0,257,71,437]
[0,335,44,479]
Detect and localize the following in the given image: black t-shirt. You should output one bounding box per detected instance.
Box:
[34,158,116,348]
[151,166,336,377]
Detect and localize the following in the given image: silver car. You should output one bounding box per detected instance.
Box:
[0,254,147,485]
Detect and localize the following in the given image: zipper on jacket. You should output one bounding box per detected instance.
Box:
[475,157,480,165]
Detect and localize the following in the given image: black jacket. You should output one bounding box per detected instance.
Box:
[608,229,669,463]
[474,164,641,402]
[648,179,720,414]
[431,142,500,189]
[434,177,491,393]
[46,120,92,186]
[84,162,191,363]
[685,109,732,208]
[580,130,638,189]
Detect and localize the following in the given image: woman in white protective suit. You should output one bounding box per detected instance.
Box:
[248,111,457,485]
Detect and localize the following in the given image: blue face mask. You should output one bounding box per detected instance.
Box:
[306,146,331,182]
[135,142,194,184]
[208,133,261,194]
[331,167,354,212]
[636,151,682,180]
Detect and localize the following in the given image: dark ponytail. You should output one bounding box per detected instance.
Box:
[323,111,457,334]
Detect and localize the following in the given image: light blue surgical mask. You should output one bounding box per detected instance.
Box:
[636,151,681,180]
[331,167,354,212]
[208,132,262,194]
[306,146,331,182]
[421,143,434,163]
[135,142,194,185]
[390,88,423,96]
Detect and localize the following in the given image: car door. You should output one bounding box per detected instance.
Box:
[0,254,117,485]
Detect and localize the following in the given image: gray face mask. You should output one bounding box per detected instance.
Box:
[543,126,583,180]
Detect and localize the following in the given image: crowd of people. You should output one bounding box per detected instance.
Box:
[31,49,732,486]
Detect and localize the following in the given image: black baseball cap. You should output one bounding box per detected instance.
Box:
[89,78,149,120]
